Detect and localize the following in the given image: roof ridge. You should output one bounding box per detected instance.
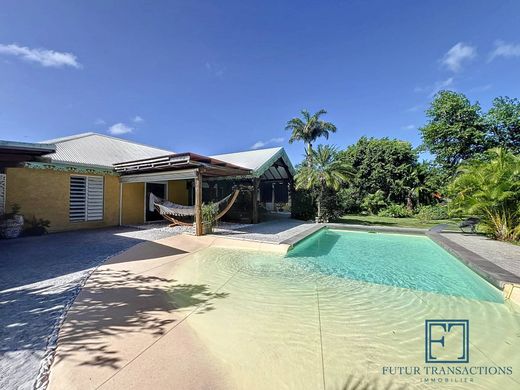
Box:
[211,146,282,156]
[40,132,95,144]
[41,132,173,152]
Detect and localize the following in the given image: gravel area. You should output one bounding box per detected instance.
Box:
[440,232,520,278]
[0,226,179,390]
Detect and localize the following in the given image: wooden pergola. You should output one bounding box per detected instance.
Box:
[114,152,252,235]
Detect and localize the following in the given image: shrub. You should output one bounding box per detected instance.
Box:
[416,205,449,222]
[337,187,362,214]
[201,202,219,226]
[378,204,411,218]
[448,148,520,241]
[321,188,346,220]
[361,190,387,215]
[23,216,51,236]
[291,189,316,221]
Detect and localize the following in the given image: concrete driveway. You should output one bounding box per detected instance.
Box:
[0,227,177,390]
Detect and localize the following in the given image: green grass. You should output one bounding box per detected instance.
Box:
[334,214,462,231]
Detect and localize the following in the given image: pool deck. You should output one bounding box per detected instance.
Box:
[47,234,286,390]
[21,218,518,389]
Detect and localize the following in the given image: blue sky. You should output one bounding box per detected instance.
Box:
[0,0,519,164]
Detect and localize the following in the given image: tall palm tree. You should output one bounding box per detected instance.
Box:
[285,109,337,165]
[295,145,353,221]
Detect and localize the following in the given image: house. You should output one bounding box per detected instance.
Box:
[0,133,294,235]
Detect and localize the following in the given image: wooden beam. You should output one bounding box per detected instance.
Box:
[195,169,203,236]
[252,178,259,224]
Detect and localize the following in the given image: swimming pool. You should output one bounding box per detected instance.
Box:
[167,229,520,389]
[286,229,503,302]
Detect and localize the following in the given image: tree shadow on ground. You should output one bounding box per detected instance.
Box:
[54,268,228,370]
[339,375,406,390]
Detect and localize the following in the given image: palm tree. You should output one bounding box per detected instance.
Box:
[285,109,337,165]
[295,145,353,221]
[448,148,520,240]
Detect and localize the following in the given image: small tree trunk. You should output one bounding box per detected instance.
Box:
[306,142,313,167]
[406,193,413,211]
[317,187,323,222]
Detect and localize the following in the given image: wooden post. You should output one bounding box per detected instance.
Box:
[195,169,203,236]
[252,178,259,224]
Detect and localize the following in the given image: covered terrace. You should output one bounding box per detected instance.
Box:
[114,152,252,236]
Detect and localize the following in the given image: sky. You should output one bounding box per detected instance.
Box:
[0,0,519,164]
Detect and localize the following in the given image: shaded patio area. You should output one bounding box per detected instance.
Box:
[0,227,179,390]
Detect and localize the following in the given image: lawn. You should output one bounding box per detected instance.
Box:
[334,214,462,231]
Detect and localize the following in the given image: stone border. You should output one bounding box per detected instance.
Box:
[281,223,520,293]
[280,223,428,248]
[427,232,520,289]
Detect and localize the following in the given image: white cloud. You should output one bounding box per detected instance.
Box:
[441,42,476,72]
[405,105,422,112]
[251,141,267,149]
[132,115,144,123]
[251,137,284,150]
[489,41,520,61]
[205,62,225,77]
[108,123,133,135]
[402,124,416,130]
[0,43,81,68]
[94,118,106,125]
[430,77,454,97]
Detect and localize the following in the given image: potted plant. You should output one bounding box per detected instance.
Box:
[201,202,219,235]
[0,204,24,239]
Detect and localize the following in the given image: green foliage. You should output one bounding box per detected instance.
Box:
[485,97,520,154]
[378,204,412,218]
[291,188,316,221]
[448,148,520,241]
[295,145,353,220]
[286,109,337,160]
[23,216,51,236]
[201,202,219,226]
[419,91,488,171]
[1,204,22,221]
[337,187,362,214]
[361,190,387,215]
[320,188,345,220]
[415,205,449,222]
[341,137,421,206]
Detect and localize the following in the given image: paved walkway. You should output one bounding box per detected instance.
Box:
[214,217,312,243]
[438,232,520,283]
[0,227,178,390]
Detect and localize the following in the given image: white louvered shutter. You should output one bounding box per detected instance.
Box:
[69,176,87,221]
[86,176,104,221]
[69,176,104,221]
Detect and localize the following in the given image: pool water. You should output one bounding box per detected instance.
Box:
[168,230,520,389]
[286,229,503,302]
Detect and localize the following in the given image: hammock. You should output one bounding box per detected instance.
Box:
[149,190,240,227]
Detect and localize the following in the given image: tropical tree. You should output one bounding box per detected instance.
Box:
[295,145,353,221]
[448,148,520,241]
[340,137,420,207]
[485,96,520,154]
[419,91,488,172]
[285,109,337,165]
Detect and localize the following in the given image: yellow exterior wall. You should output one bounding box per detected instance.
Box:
[5,167,120,233]
[121,182,145,225]
[168,180,189,205]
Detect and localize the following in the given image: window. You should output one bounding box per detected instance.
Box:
[69,176,104,222]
